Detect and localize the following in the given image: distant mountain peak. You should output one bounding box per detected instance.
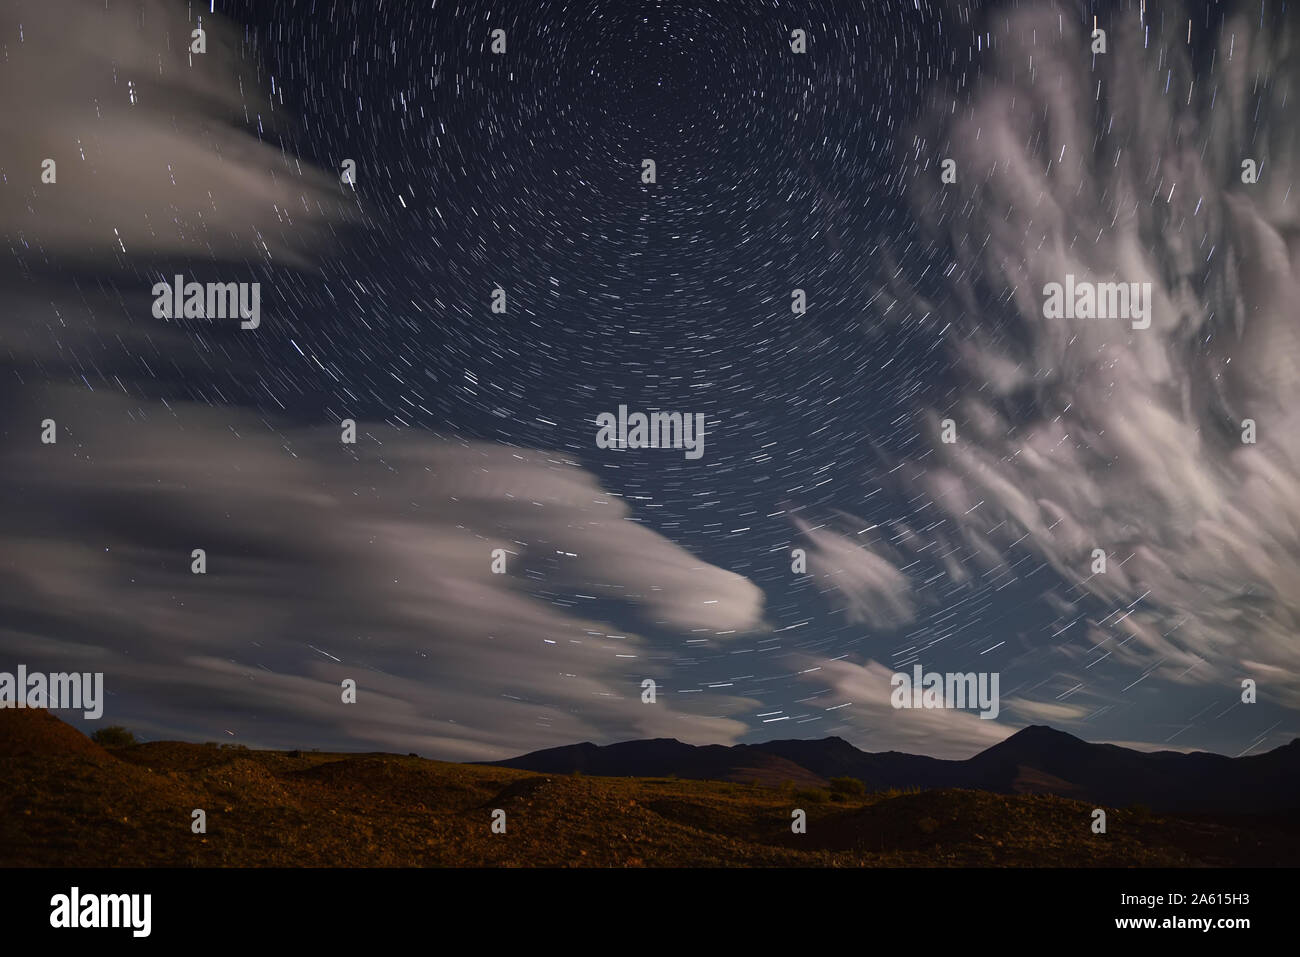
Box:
[977,725,1088,760]
[1009,724,1075,739]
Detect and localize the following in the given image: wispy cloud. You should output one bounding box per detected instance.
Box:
[867,4,1300,717]
[795,658,1011,759]
[0,388,766,757]
[0,0,349,265]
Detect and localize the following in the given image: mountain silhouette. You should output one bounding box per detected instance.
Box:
[488,725,1300,814]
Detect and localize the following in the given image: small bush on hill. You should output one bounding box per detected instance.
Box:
[829,776,867,797]
[90,726,136,748]
[793,787,829,804]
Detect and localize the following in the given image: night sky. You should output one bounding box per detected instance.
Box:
[2,0,1299,761]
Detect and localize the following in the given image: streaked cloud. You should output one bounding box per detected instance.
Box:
[0,387,765,757]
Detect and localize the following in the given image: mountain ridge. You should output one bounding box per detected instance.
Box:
[485,724,1300,814]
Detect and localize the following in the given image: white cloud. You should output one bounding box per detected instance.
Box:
[795,658,1012,759]
[881,5,1300,710]
[795,517,917,630]
[0,0,349,265]
[0,388,766,757]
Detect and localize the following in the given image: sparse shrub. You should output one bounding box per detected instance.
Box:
[917,816,940,835]
[90,726,136,748]
[219,742,248,751]
[829,776,867,798]
[793,787,829,804]
[879,786,922,799]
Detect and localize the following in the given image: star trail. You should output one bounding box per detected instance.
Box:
[2,0,1298,763]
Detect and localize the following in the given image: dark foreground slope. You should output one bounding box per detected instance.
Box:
[2,710,1297,867]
